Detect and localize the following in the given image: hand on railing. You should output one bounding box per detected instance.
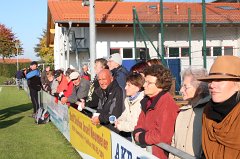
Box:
[91,113,100,125]
[76,99,85,111]
[61,97,68,104]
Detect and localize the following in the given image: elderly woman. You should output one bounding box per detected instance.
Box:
[133,65,179,159]
[114,73,145,141]
[169,68,210,159]
[198,56,240,159]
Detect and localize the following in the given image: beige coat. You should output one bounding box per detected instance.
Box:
[169,96,210,159]
[117,91,144,132]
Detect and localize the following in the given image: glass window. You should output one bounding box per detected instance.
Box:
[224,47,233,55]
[123,48,133,58]
[169,47,179,57]
[135,48,149,59]
[202,47,211,56]
[110,48,120,55]
[213,47,222,56]
[181,48,189,57]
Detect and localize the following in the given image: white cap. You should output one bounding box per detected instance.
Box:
[108,53,122,65]
[69,71,80,80]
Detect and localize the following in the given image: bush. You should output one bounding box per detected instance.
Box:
[0,63,31,77]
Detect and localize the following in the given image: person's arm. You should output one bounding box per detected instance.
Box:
[116,104,141,132]
[26,70,40,79]
[67,87,78,104]
[138,102,178,146]
[133,111,146,144]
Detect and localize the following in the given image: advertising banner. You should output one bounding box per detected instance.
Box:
[111,132,158,159]
[43,91,70,141]
[69,107,111,159]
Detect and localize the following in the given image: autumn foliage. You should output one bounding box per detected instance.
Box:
[0,23,23,60]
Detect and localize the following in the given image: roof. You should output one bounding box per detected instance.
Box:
[48,1,240,24]
[47,0,240,46]
[0,58,32,64]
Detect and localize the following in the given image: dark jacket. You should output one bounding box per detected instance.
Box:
[15,70,24,79]
[95,80,125,133]
[111,66,129,90]
[26,69,41,91]
[41,70,49,86]
[133,91,179,159]
[86,76,100,109]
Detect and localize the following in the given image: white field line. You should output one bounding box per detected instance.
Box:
[0,87,2,92]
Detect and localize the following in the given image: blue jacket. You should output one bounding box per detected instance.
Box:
[111,65,129,90]
[26,69,41,91]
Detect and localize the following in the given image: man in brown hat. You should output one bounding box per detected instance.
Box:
[198,55,240,159]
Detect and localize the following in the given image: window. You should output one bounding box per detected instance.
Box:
[216,6,238,10]
[202,47,211,56]
[224,46,233,55]
[135,48,149,59]
[123,48,133,58]
[213,47,222,56]
[169,47,179,57]
[181,48,189,57]
[110,48,120,55]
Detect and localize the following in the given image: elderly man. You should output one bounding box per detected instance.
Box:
[91,69,125,133]
[86,58,108,108]
[81,64,91,81]
[133,65,179,159]
[107,53,129,90]
[61,71,90,110]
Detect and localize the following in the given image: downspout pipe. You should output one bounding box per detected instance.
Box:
[66,21,72,69]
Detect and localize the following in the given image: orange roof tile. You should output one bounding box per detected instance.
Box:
[48,1,240,24]
[0,58,32,64]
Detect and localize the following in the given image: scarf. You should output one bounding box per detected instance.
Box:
[202,101,240,159]
[208,92,238,122]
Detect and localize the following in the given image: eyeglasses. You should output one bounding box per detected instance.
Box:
[181,84,192,91]
[144,80,156,86]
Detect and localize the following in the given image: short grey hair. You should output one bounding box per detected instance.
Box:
[182,68,209,98]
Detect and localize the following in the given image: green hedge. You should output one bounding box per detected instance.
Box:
[0,63,31,77]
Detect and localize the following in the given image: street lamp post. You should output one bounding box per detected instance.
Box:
[15,42,20,71]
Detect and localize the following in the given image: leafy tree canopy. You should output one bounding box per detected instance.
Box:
[34,29,54,63]
[0,23,23,60]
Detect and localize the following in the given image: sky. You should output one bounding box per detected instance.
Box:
[0,0,213,61]
[0,0,47,60]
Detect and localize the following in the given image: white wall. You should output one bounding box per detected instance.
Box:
[54,25,240,73]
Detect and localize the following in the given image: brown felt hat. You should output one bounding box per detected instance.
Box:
[198,56,240,81]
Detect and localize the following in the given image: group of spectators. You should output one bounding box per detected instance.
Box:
[24,54,240,159]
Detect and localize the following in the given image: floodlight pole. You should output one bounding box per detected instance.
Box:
[160,0,164,63]
[202,0,207,68]
[89,0,96,80]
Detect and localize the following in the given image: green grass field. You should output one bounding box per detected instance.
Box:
[0,86,82,159]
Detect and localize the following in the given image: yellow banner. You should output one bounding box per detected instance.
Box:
[69,107,111,159]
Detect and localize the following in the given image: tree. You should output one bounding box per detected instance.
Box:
[34,29,54,63]
[0,23,23,60]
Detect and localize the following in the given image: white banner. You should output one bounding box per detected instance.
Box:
[111,132,158,159]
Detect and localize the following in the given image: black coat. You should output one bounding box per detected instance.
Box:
[95,80,125,133]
